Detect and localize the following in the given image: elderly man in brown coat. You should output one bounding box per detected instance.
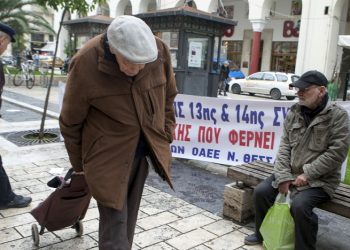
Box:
[59,15,177,249]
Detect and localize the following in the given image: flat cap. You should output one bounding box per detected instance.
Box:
[107,15,158,64]
[290,70,328,90]
[0,23,16,42]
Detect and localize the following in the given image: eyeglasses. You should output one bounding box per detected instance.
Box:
[295,85,320,92]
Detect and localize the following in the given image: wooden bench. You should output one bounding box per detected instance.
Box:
[224,160,350,221]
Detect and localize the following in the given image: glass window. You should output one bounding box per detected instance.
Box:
[223,41,242,69]
[155,31,179,68]
[276,74,288,82]
[263,73,275,81]
[187,37,208,70]
[271,42,297,73]
[249,72,264,80]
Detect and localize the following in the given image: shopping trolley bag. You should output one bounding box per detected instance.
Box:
[30,169,91,246]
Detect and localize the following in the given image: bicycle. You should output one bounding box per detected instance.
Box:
[13,60,36,89]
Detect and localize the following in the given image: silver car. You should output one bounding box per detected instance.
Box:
[227,71,300,100]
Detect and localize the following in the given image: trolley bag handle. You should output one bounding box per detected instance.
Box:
[47,168,74,189]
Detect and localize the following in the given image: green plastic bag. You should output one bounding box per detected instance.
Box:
[260,192,295,250]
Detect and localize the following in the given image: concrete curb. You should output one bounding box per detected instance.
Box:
[3,96,60,119]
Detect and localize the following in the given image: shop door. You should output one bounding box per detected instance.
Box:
[182,34,211,96]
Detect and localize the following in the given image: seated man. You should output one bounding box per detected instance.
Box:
[244,70,350,250]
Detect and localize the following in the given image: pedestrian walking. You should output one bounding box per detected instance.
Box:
[59,15,177,249]
[244,70,350,249]
[0,23,32,210]
[218,60,230,96]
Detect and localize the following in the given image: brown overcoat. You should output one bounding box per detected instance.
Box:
[59,34,177,210]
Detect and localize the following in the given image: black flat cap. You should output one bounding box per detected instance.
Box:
[290,70,328,90]
[0,23,16,42]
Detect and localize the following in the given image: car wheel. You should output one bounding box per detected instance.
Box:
[286,96,296,100]
[231,84,241,94]
[270,88,282,100]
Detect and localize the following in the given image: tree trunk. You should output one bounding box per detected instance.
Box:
[39,9,66,139]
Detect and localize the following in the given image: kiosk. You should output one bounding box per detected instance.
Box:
[137,6,237,97]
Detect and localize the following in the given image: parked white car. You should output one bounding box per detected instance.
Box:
[227,71,300,100]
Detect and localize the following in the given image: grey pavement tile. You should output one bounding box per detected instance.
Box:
[16,222,38,238]
[204,230,246,250]
[11,187,31,196]
[133,225,181,248]
[29,190,52,202]
[4,169,27,176]
[137,212,180,230]
[168,213,216,233]
[83,207,100,221]
[166,228,216,250]
[0,213,36,230]
[52,219,98,241]
[142,187,157,196]
[88,231,98,241]
[134,225,144,234]
[142,192,174,204]
[40,235,98,250]
[26,183,52,193]
[0,228,22,244]
[191,245,212,250]
[0,233,60,249]
[242,245,264,250]
[142,241,176,250]
[24,165,55,174]
[0,200,40,218]
[203,219,239,236]
[137,210,148,219]
[237,227,254,236]
[170,203,204,218]
[10,179,43,189]
[140,198,151,207]
[140,198,187,216]
[201,211,222,221]
[11,172,52,182]
[144,184,161,193]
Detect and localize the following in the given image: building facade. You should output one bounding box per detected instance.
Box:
[53,0,350,95]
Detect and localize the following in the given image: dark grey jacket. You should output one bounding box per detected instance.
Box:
[272,100,350,197]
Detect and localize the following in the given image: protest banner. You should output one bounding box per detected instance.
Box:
[172,94,350,183]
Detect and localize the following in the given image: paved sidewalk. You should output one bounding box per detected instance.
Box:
[1,85,350,249]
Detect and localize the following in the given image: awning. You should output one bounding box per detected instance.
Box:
[40,42,55,52]
[338,35,350,49]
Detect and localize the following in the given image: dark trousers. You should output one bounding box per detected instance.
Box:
[97,156,149,250]
[254,175,330,250]
[0,155,15,206]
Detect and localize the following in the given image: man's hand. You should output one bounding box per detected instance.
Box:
[278,181,292,194]
[292,174,308,187]
[74,171,84,175]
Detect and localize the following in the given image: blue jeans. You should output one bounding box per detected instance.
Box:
[254,175,330,250]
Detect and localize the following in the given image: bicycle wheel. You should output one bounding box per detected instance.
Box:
[13,70,24,86]
[26,72,35,89]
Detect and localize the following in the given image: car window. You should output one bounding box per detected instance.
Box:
[263,73,275,81]
[276,74,288,82]
[291,75,300,82]
[248,72,264,80]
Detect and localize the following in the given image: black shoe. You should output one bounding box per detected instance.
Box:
[244,233,262,245]
[218,92,222,95]
[0,114,2,118]
[0,195,32,209]
[224,93,227,96]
